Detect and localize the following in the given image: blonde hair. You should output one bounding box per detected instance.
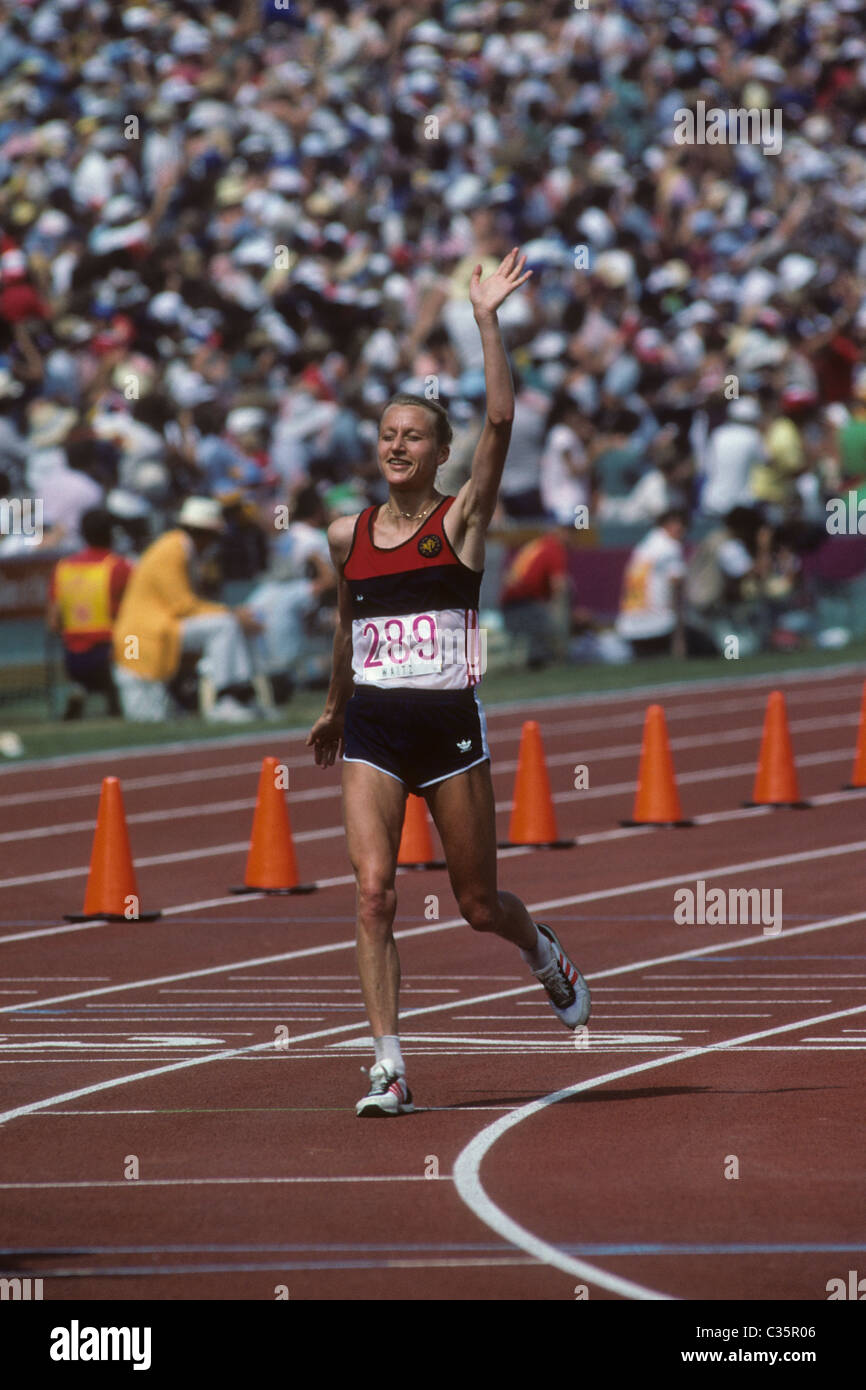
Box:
[381,393,453,448]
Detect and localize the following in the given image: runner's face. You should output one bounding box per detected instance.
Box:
[378,406,444,490]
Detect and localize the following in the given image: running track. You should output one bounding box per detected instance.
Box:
[0,665,863,1301]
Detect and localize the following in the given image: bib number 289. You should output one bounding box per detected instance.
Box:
[362,613,441,679]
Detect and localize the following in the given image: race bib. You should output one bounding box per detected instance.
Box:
[354,611,443,681]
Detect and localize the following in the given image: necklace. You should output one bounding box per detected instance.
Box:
[386,495,437,522]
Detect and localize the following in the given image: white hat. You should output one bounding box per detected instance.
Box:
[226,407,267,435]
[177,497,225,532]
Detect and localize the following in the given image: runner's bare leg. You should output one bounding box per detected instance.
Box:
[342,759,408,1036]
[424,760,536,949]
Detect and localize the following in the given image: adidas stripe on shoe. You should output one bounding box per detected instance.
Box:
[532,922,591,1029]
[356,1061,415,1117]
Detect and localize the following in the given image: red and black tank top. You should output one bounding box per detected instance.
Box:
[343,496,484,689]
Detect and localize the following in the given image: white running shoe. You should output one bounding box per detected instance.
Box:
[533,922,591,1029]
[356,1062,415,1118]
[207,695,256,724]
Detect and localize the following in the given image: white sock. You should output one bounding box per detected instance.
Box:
[520,923,554,972]
[374,1034,405,1076]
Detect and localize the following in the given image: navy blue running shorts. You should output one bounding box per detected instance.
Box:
[342,685,490,794]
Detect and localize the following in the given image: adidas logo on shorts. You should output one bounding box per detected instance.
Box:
[456,739,472,752]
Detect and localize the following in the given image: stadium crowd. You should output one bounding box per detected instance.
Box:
[2,0,866,708]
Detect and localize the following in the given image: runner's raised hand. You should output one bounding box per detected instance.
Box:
[469,247,532,317]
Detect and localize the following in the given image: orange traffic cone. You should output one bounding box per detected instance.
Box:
[232,757,316,894]
[65,777,160,921]
[621,704,692,827]
[397,794,445,870]
[844,681,866,789]
[501,720,573,847]
[745,690,809,808]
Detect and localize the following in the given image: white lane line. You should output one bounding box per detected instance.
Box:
[3,707,859,847]
[0,881,361,941]
[2,907,865,1127]
[452,995,866,1303]
[6,674,860,804]
[4,841,866,1014]
[534,716,857,775]
[557,748,859,803]
[1,659,859,779]
[3,776,865,900]
[0,761,264,807]
[5,742,860,848]
[0,1174,452,1189]
[0,799,254,843]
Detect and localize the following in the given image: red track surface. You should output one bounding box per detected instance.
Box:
[0,666,864,1301]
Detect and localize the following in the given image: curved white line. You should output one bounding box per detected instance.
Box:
[453,999,866,1301]
[3,909,866,1127]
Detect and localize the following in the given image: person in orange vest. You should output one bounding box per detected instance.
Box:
[112,496,264,722]
[47,508,133,718]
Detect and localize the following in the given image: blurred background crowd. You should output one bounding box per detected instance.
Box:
[2,0,866,714]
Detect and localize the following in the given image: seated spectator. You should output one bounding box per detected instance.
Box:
[245,486,337,699]
[500,525,572,669]
[47,507,133,718]
[615,508,688,658]
[685,506,773,656]
[599,426,693,524]
[112,497,264,723]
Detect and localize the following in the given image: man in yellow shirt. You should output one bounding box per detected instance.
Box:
[113,497,262,722]
[750,393,809,519]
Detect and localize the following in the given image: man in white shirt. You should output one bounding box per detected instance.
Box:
[245,485,336,691]
[699,398,764,517]
[499,375,551,518]
[615,508,688,657]
[539,403,591,525]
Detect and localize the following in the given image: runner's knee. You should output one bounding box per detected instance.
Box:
[459,892,499,933]
[356,879,397,928]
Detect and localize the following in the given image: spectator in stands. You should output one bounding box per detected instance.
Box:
[685,506,774,656]
[539,390,591,527]
[245,485,337,701]
[598,424,693,525]
[498,371,551,520]
[751,392,811,522]
[615,508,688,659]
[698,399,764,518]
[1,0,865,665]
[47,507,133,718]
[836,367,866,504]
[500,526,572,670]
[112,496,264,724]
